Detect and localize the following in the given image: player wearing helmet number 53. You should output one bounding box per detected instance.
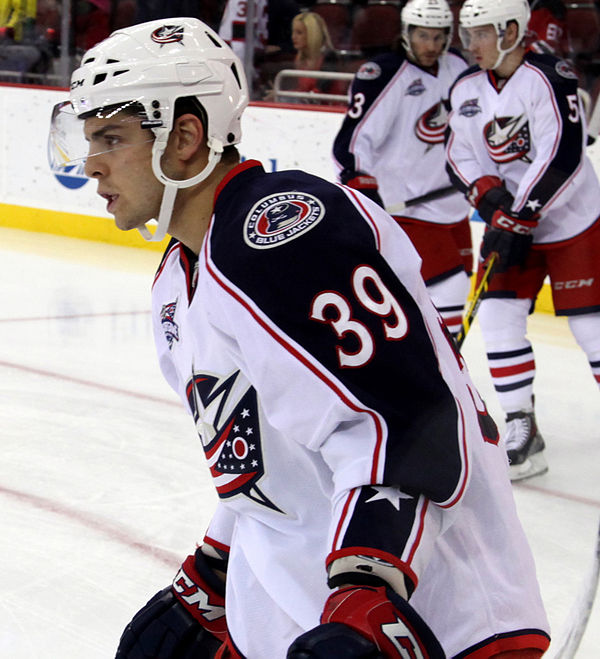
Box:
[51,17,550,658]
[446,0,600,482]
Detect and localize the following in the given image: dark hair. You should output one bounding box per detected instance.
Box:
[174,95,239,162]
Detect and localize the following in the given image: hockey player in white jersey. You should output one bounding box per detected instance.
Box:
[333,0,472,338]
[50,17,550,658]
[446,0,600,481]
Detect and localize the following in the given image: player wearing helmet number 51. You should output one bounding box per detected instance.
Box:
[446,0,600,481]
[333,0,472,340]
[51,17,550,658]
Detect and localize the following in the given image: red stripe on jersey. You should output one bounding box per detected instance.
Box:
[203,243,386,483]
[490,360,536,378]
[337,183,382,250]
[594,373,600,383]
[152,241,181,289]
[203,535,231,554]
[438,404,469,509]
[461,630,550,657]
[332,488,361,551]
[406,498,428,565]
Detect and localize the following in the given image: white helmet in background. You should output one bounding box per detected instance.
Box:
[51,17,249,241]
[401,0,454,60]
[459,0,531,70]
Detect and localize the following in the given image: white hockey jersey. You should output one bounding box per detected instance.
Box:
[151,160,549,657]
[333,49,470,223]
[446,52,600,244]
[218,0,268,62]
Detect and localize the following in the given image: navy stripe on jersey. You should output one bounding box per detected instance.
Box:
[516,54,583,219]
[207,162,464,504]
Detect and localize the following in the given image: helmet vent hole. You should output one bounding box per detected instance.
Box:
[113,69,128,77]
[83,56,95,64]
[230,63,241,89]
[93,73,107,85]
[205,31,222,48]
[106,58,119,64]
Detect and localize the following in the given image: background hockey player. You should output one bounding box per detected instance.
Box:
[51,17,550,658]
[332,0,472,339]
[446,0,600,481]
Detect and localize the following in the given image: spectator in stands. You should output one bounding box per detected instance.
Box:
[0,0,36,42]
[266,11,343,103]
[526,0,568,56]
[75,0,110,51]
[135,0,222,30]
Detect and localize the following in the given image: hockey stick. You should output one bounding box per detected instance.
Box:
[454,252,498,350]
[385,185,457,215]
[546,516,600,659]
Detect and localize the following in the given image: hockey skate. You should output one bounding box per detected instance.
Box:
[504,410,548,481]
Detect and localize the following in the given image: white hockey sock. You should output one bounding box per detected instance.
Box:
[478,298,535,412]
[427,271,470,337]
[568,312,600,390]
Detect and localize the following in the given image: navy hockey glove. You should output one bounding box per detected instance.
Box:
[466,175,514,225]
[115,549,227,659]
[287,585,444,659]
[480,213,538,272]
[344,173,384,208]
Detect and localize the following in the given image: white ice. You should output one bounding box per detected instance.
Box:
[0,228,598,658]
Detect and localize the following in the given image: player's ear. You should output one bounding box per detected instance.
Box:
[502,20,520,49]
[171,113,206,162]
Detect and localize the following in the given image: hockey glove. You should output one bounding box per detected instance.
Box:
[480,212,538,272]
[115,548,227,659]
[344,173,385,208]
[466,175,514,225]
[287,585,444,659]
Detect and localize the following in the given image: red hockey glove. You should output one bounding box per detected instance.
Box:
[344,173,385,208]
[287,585,444,658]
[467,175,514,225]
[115,548,227,659]
[480,213,538,273]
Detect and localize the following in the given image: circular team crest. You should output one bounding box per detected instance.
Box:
[244,192,325,249]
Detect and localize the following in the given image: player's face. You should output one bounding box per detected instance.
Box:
[463,24,499,70]
[291,21,307,51]
[83,115,163,232]
[409,26,447,67]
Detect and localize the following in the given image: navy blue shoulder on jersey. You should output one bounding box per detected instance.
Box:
[332,52,406,181]
[209,162,463,503]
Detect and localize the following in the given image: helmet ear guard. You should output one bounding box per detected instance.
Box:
[459,0,531,70]
[65,17,249,242]
[401,0,454,60]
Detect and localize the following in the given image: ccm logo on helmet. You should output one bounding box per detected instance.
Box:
[553,278,595,290]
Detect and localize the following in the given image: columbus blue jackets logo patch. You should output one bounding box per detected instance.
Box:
[406,78,426,96]
[151,25,184,46]
[356,61,381,80]
[186,370,282,512]
[244,192,325,249]
[160,299,180,350]
[484,114,531,163]
[415,101,448,144]
[555,60,578,80]
[458,98,481,117]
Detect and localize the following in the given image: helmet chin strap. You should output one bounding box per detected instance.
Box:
[492,29,520,71]
[138,138,223,242]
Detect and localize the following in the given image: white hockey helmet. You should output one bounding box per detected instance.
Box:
[459,0,531,70]
[401,0,454,59]
[52,17,249,241]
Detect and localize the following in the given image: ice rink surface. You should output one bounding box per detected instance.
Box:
[1,227,598,658]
